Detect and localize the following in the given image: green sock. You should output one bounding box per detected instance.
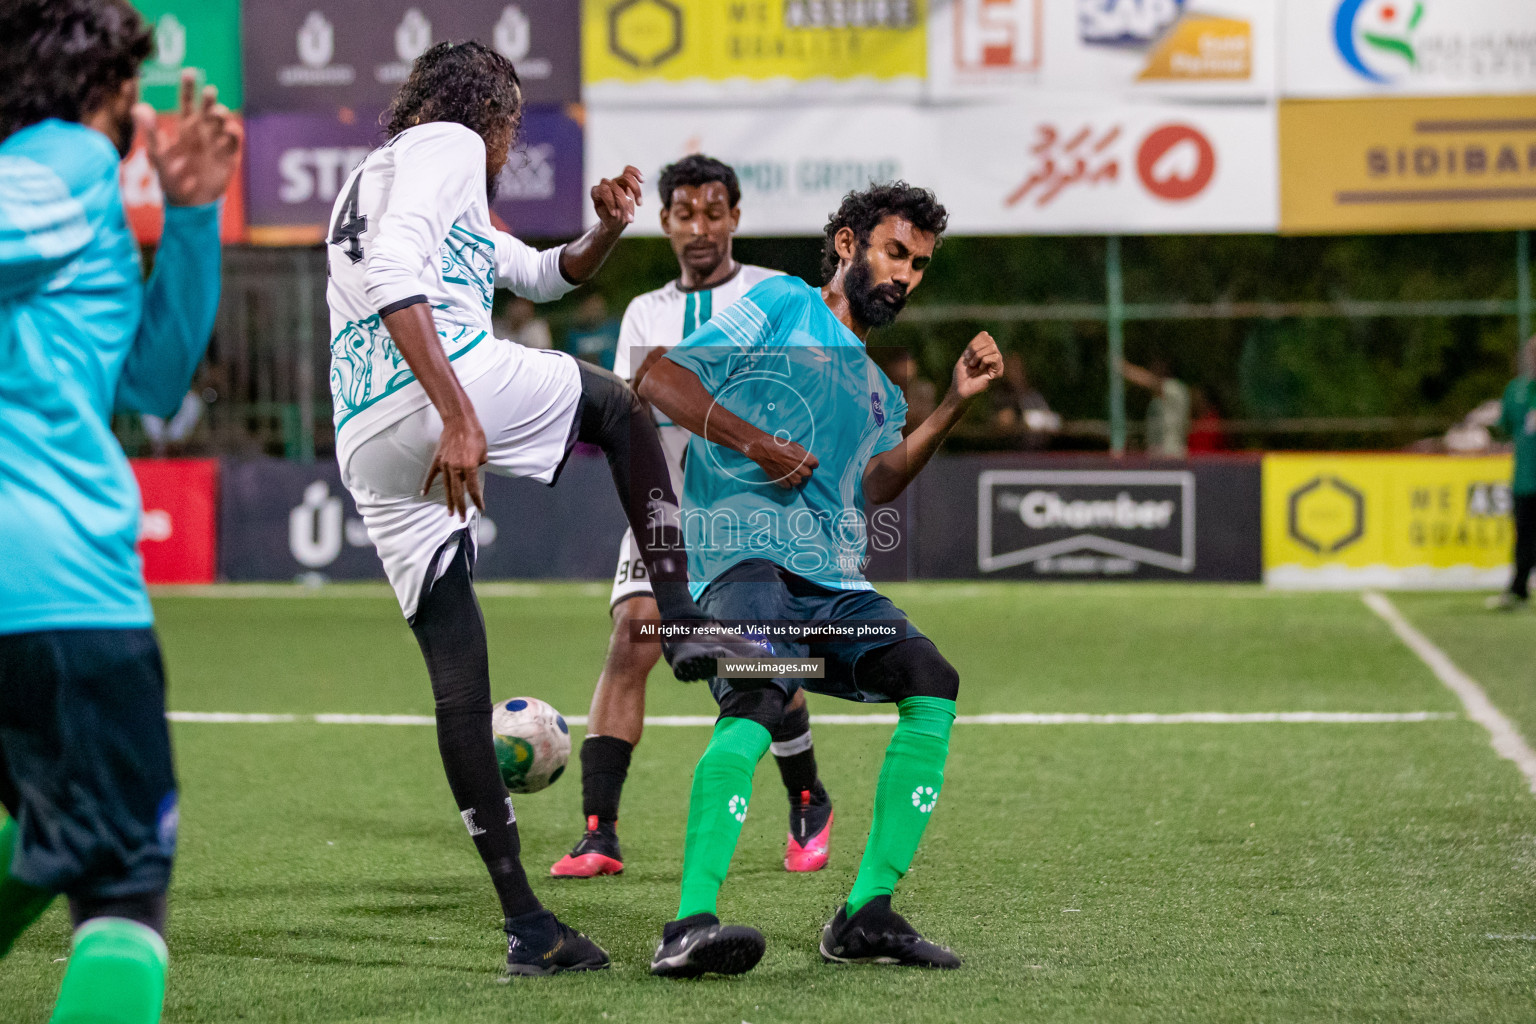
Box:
[50,917,168,1024]
[676,716,772,920]
[0,815,55,958]
[846,695,956,915]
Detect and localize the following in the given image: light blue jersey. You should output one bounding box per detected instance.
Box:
[666,276,907,597]
[0,120,222,634]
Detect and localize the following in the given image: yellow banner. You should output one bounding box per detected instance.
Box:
[1263,454,1514,588]
[582,0,926,86]
[1279,95,1536,234]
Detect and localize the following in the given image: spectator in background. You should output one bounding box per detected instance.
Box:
[1185,387,1225,454]
[497,295,552,350]
[141,389,203,455]
[565,292,620,370]
[990,352,1060,450]
[887,349,937,435]
[1122,357,1190,459]
[1487,334,1536,611]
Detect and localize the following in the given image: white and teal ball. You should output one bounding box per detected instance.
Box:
[491,697,570,794]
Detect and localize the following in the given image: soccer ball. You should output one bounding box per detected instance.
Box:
[491,697,570,794]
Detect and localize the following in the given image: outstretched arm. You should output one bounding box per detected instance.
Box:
[1121,358,1163,393]
[863,332,1002,505]
[557,165,644,283]
[638,357,818,488]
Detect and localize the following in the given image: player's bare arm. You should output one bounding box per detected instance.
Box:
[863,331,1002,505]
[132,70,241,207]
[381,302,486,520]
[639,358,819,487]
[559,165,644,282]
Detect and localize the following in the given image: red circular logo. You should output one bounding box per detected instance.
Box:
[1136,125,1216,202]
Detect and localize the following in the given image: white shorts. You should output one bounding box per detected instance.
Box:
[340,345,582,619]
[609,527,653,608]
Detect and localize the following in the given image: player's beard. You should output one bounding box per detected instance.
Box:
[486,167,501,205]
[844,246,907,329]
[112,107,135,159]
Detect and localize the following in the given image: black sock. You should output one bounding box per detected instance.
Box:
[770,700,823,800]
[68,890,167,938]
[575,362,701,622]
[410,534,542,921]
[580,735,633,827]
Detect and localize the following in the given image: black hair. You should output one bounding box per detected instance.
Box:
[0,0,152,142]
[658,154,741,209]
[820,181,948,283]
[385,40,522,143]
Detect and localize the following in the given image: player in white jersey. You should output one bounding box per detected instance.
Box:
[324,45,762,977]
[551,156,834,881]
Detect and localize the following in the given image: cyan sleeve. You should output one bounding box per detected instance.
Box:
[876,381,909,455]
[115,202,222,417]
[0,155,93,303]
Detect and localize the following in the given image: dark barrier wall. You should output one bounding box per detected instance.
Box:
[912,455,1263,582]
[219,453,627,582]
[216,455,1258,583]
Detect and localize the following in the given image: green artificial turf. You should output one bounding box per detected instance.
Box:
[6,585,1535,1022]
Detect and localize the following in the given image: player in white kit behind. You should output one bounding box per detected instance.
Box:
[551,156,834,880]
[323,44,761,976]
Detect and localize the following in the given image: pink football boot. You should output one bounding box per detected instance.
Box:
[785,790,833,872]
[550,816,624,878]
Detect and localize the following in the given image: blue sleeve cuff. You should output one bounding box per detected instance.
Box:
[161,200,222,234]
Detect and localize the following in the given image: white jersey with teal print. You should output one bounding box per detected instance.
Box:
[664,276,908,597]
[324,121,576,466]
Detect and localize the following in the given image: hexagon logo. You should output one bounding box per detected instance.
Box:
[609,0,683,69]
[1288,475,1365,555]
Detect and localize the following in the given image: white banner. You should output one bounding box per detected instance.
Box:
[1282,0,1536,98]
[587,102,1278,236]
[928,0,1277,102]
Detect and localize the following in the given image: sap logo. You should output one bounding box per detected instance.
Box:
[1334,0,1423,84]
[154,13,186,68]
[376,8,432,84]
[954,0,1040,73]
[495,5,552,79]
[280,11,355,87]
[278,147,373,204]
[1078,0,1184,47]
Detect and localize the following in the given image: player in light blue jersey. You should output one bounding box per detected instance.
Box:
[641,183,1003,977]
[0,3,240,1021]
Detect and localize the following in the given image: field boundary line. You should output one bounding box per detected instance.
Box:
[1363,591,1536,795]
[166,710,1456,727]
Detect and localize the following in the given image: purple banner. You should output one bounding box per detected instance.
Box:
[242,1,579,115]
[245,106,582,242]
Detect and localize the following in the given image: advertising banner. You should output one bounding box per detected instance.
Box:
[1279,94,1536,233]
[131,459,218,585]
[912,455,1263,581]
[132,0,243,111]
[587,101,1277,235]
[582,0,926,104]
[246,106,582,244]
[121,114,247,244]
[1282,0,1536,98]
[218,456,628,582]
[928,0,1276,101]
[242,1,579,115]
[1262,453,1514,588]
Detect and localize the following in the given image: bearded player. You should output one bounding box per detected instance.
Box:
[640,183,1002,976]
[324,43,761,976]
[552,155,834,881]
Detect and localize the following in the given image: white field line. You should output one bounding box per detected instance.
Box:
[167,710,1456,727]
[1362,591,1536,796]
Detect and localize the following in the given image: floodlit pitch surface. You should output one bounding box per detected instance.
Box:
[7,584,1536,1023]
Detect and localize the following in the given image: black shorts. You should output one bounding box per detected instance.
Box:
[0,629,178,899]
[698,558,924,705]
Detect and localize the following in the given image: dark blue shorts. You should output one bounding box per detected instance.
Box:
[699,558,924,705]
[0,629,178,899]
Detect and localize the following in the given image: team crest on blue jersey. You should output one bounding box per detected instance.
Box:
[871,391,885,427]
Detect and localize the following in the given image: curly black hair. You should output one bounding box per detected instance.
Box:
[820,181,948,283]
[658,154,741,209]
[0,0,152,142]
[384,40,522,143]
